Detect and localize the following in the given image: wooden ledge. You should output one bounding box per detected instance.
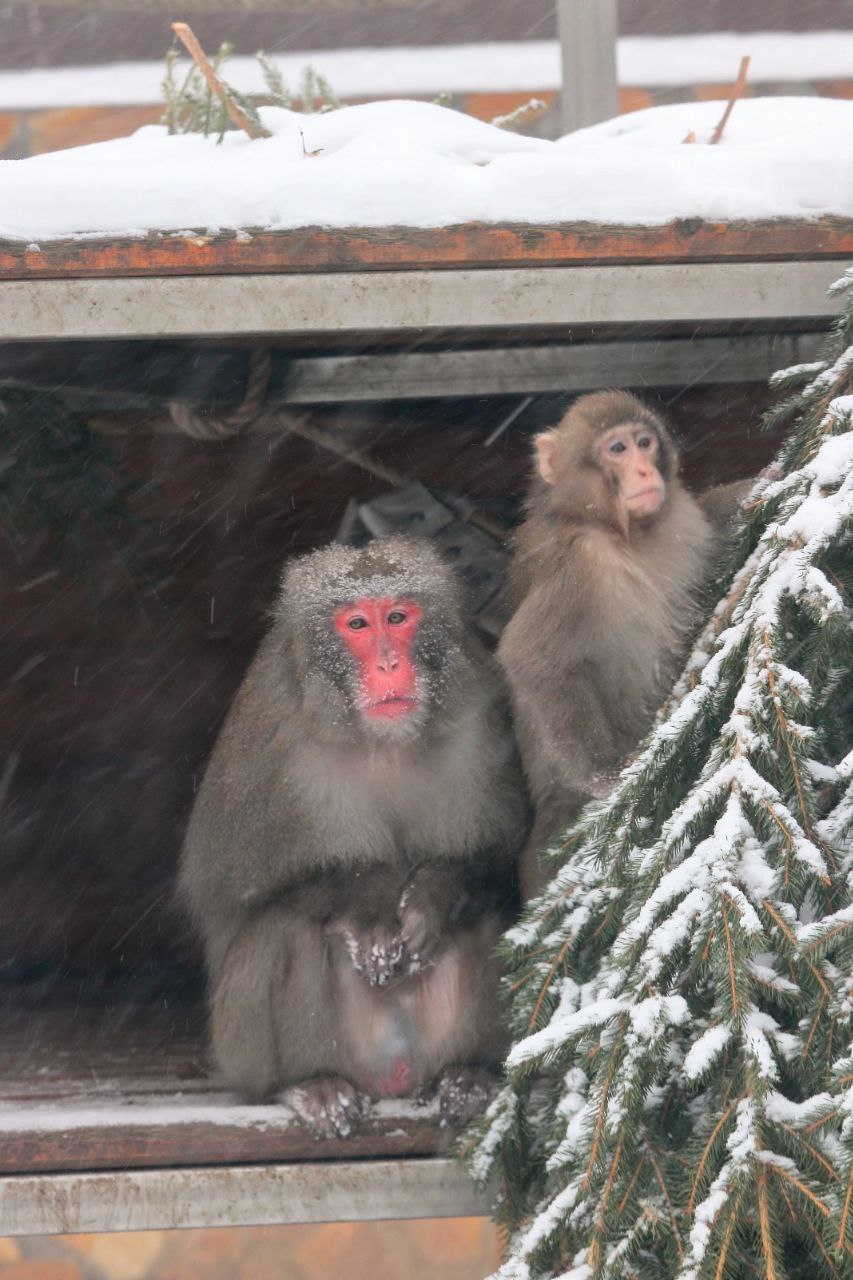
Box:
[0,999,467,1177]
[0,1093,458,1175]
[1,217,851,281]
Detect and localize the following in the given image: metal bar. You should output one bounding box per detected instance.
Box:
[557,0,619,133]
[0,1158,488,1236]
[284,333,825,403]
[0,262,844,341]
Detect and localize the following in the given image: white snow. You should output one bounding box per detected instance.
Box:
[0,1094,429,1132]
[507,996,626,1068]
[682,1024,732,1080]
[2,32,853,110]
[743,1009,781,1081]
[1,96,851,241]
[764,1090,834,1125]
[678,1097,757,1280]
[466,1085,518,1185]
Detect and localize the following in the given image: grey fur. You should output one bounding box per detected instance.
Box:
[179,537,529,1117]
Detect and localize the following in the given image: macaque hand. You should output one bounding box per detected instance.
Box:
[398,863,470,975]
[325,916,406,988]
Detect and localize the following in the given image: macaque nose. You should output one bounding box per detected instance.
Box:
[376,644,399,672]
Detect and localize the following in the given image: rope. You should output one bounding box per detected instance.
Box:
[166,348,272,440]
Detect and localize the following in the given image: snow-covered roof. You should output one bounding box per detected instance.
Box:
[1,96,851,242]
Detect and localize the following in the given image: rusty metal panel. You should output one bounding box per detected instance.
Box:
[0,261,844,340]
[0,1159,488,1235]
[1,220,850,280]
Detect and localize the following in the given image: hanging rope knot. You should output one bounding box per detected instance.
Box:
[167,348,272,440]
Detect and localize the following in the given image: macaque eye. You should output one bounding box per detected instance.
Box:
[637,435,654,450]
[347,617,369,631]
[387,610,407,625]
[608,440,627,455]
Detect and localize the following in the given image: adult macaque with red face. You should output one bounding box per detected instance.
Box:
[499,390,749,898]
[179,538,528,1134]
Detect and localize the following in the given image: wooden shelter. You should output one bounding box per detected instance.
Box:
[0,210,849,1238]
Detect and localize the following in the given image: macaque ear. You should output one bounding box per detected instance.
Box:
[535,432,559,486]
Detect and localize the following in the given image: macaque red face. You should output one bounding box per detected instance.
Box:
[334,597,422,721]
[598,422,666,521]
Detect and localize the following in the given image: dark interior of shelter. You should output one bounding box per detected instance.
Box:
[0,333,801,1140]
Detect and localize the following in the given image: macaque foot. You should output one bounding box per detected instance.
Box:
[435,1066,500,1128]
[326,917,406,987]
[283,1076,372,1139]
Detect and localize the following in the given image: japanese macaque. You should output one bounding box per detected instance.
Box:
[499,390,749,898]
[179,538,529,1135]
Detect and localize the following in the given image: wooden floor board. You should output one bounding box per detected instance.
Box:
[0,999,453,1174]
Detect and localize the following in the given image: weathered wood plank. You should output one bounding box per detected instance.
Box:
[0,1159,487,1236]
[0,1097,452,1173]
[0,1000,455,1174]
[0,261,843,340]
[0,218,850,281]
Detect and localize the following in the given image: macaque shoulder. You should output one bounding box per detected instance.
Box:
[639,486,717,585]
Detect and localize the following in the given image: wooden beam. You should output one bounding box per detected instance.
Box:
[3,219,849,280]
[557,0,619,134]
[0,261,844,340]
[284,333,825,402]
[0,1159,488,1236]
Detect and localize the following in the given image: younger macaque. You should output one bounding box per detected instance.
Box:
[179,538,529,1134]
[499,390,751,897]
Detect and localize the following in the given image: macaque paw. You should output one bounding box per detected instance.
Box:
[398,899,442,974]
[283,1077,371,1139]
[397,874,465,973]
[327,919,405,987]
[435,1066,499,1129]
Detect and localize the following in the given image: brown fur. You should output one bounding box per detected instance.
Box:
[499,391,735,898]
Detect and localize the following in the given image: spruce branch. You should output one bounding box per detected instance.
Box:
[490,99,548,132]
[469,271,853,1280]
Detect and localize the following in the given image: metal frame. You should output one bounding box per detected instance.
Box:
[557,0,619,133]
[0,261,844,340]
[0,1159,487,1236]
[284,333,825,402]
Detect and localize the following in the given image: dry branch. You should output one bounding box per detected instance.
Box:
[710,56,751,145]
[171,22,271,140]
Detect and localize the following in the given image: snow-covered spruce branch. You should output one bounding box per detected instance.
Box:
[467,305,853,1278]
